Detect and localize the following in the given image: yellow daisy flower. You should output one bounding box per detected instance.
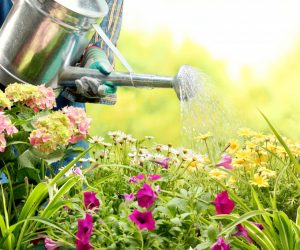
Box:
[250,174,269,187]
[209,169,228,181]
[195,132,212,141]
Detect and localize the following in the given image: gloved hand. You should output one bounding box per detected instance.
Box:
[62,46,117,105]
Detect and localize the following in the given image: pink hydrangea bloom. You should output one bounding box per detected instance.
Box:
[123,193,135,202]
[147,174,161,181]
[136,183,157,208]
[0,133,6,152]
[44,238,63,250]
[25,85,56,112]
[0,112,18,152]
[29,128,51,146]
[62,106,91,143]
[154,157,170,169]
[36,85,56,110]
[0,112,18,135]
[76,213,93,249]
[84,192,100,211]
[211,237,231,250]
[29,112,71,154]
[129,209,155,231]
[216,154,233,170]
[214,191,235,215]
[5,84,56,112]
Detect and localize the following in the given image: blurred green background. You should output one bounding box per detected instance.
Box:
[87,30,300,146]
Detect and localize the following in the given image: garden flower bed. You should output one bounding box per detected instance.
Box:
[0,83,300,249]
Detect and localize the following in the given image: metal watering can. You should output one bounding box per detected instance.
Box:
[0,0,195,100]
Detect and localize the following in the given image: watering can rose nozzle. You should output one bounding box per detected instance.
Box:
[59,65,198,101]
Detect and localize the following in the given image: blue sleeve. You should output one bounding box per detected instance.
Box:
[0,0,13,27]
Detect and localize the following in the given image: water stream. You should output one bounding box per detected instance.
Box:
[178,66,239,154]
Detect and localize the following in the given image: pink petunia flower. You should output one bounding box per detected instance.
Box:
[147,174,161,181]
[44,238,63,250]
[123,193,135,202]
[129,174,145,183]
[216,154,233,170]
[73,167,84,178]
[76,241,91,250]
[136,183,157,208]
[232,224,253,243]
[76,213,93,249]
[211,237,231,250]
[155,185,161,194]
[129,209,155,231]
[214,191,235,215]
[84,192,100,211]
[154,157,170,169]
[253,222,264,230]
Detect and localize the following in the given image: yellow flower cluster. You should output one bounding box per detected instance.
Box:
[30,112,71,154]
[5,83,39,102]
[0,89,11,110]
[224,128,286,188]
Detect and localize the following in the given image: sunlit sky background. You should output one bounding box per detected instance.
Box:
[123,0,300,80]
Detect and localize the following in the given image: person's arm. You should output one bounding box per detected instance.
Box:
[67,0,124,105]
[93,0,124,65]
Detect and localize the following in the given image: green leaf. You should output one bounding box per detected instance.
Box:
[18,182,48,222]
[243,221,276,250]
[259,110,300,175]
[30,148,66,164]
[41,177,78,219]
[274,211,295,250]
[166,198,188,216]
[50,145,95,184]
[296,206,300,227]
[17,150,41,183]
[212,210,271,236]
[251,187,274,234]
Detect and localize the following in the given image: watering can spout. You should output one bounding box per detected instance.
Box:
[59,65,198,101]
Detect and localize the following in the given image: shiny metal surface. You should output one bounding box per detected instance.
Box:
[0,0,108,86]
[59,66,174,89]
[59,66,195,101]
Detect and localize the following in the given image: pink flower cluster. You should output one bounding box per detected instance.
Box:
[76,213,93,250]
[129,173,161,183]
[25,85,56,112]
[5,83,56,112]
[0,112,18,152]
[128,181,160,231]
[62,106,91,143]
[212,191,264,249]
[29,107,91,154]
[75,192,100,249]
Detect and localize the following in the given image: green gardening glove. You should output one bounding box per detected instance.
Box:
[76,46,117,104]
[71,47,117,104]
